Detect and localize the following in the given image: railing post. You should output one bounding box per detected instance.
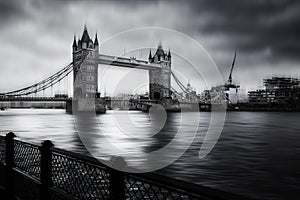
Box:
[109,156,127,200]
[39,140,54,200]
[109,168,125,200]
[5,132,16,200]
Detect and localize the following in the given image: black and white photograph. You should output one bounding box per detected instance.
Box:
[0,0,300,199]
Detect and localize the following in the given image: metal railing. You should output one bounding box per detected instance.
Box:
[0,132,248,200]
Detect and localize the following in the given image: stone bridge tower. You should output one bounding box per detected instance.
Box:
[72,26,99,110]
[148,43,171,100]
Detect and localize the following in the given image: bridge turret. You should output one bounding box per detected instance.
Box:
[81,25,91,49]
[154,42,165,62]
[149,43,171,100]
[72,25,99,111]
[72,35,77,52]
[94,32,99,49]
[148,50,152,62]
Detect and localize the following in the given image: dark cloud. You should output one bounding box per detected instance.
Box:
[0,0,299,93]
[188,0,300,62]
[0,0,25,23]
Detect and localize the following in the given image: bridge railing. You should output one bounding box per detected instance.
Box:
[0,133,249,200]
[0,96,71,102]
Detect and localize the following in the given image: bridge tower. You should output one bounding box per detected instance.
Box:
[148,43,171,100]
[72,26,99,110]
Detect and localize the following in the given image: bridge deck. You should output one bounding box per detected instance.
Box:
[0,97,70,102]
[98,54,162,70]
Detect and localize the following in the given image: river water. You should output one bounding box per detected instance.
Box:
[0,109,299,200]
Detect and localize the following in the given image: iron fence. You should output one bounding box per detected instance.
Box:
[125,175,197,200]
[0,132,248,200]
[14,139,41,179]
[52,149,110,200]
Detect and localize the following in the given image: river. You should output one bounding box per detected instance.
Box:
[0,109,299,200]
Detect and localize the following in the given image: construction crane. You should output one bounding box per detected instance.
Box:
[227,51,237,86]
[223,51,240,104]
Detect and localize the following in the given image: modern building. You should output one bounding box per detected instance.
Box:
[248,90,268,104]
[248,77,300,108]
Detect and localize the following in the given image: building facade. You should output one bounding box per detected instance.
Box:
[248,77,300,108]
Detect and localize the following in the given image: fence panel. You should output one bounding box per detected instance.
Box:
[125,174,205,200]
[14,140,41,179]
[52,150,110,200]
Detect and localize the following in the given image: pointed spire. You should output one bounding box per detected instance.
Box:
[81,24,91,43]
[72,34,77,48]
[148,50,152,60]
[77,39,82,48]
[94,32,99,46]
[155,41,165,57]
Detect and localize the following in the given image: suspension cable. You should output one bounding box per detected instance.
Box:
[171,71,189,94]
[0,55,85,97]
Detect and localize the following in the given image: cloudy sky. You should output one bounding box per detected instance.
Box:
[0,0,299,96]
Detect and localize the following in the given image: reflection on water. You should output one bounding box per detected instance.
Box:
[0,109,300,199]
[73,110,199,172]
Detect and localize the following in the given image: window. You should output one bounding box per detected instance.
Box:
[87,76,95,81]
[87,51,95,58]
[86,84,95,92]
[87,65,95,71]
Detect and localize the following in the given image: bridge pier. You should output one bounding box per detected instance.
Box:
[66,99,72,114]
[65,98,106,114]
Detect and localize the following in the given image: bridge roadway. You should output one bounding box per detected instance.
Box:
[0,96,70,102]
[98,54,162,70]
[0,96,160,104]
[0,96,205,105]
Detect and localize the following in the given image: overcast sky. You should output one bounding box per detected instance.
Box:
[0,0,299,96]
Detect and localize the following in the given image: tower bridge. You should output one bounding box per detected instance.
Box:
[0,26,191,112]
[72,26,172,112]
